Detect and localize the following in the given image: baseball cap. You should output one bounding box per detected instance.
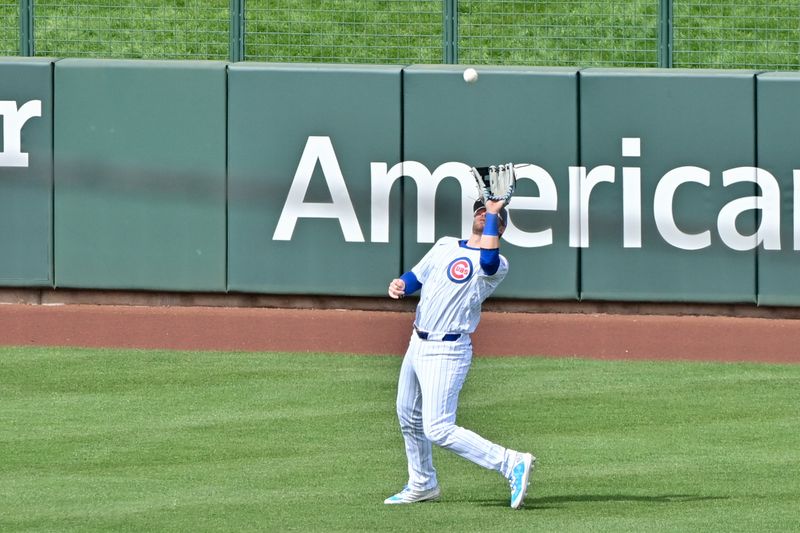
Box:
[473,200,508,226]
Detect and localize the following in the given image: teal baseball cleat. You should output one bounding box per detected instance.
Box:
[384,485,441,505]
[508,453,535,509]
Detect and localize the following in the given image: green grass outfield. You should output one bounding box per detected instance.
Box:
[1,347,798,532]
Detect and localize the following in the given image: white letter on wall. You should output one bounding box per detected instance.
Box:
[503,164,558,248]
[622,137,642,248]
[371,161,475,243]
[653,166,711,250]
[0,100,42,167]
[569,165,615,248]
[273,136,364,242]
[717,167,780,251]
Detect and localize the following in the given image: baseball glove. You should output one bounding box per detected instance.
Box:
[471,163,517,204]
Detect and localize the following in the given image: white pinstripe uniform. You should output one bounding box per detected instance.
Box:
[395,236,518,491]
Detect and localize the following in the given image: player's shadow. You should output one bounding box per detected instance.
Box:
[478,493,728,510]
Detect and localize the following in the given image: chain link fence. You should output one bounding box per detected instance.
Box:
[31,0,229,60]
[0,1,799,70]
[458,0,661,67]
[244,1,442,64]
[0,1,18,55]
[674,1,800,69]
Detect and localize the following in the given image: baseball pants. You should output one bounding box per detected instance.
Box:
[395,333,516,490]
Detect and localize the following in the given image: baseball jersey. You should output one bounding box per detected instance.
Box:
[410,237,508,335]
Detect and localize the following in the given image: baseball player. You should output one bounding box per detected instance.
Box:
[384,164,535,509]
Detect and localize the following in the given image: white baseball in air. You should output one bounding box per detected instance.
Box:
[463,67,479,84]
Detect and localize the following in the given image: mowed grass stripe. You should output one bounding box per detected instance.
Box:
[1,347,798,531]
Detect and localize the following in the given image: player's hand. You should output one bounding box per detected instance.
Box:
[485,198,505,213]
[388,278,406,299]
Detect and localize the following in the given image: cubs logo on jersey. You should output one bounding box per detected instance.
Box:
[446,257,474,284]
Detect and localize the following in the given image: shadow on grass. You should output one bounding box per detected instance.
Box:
[478,494,729,510]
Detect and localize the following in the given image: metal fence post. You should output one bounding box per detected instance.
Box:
[229,0,244,62]
[443,0,458,64]
[658,0,673,67]
[20,0,34,56]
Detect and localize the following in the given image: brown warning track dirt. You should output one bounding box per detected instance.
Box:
[1,303,798,363]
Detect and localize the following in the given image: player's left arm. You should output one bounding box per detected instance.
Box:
[388,272,422,299]
[388,237,451,298]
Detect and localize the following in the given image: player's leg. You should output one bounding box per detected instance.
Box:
[416,339,515,475]
[416,338,535,508]
[390,337,438,495]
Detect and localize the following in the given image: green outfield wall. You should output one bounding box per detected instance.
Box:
[756,72,800,307]
[402,65,579,300]
[53,59,227,291]
[579,69,758,303]
[227,63,402,295]
[2,59,800,305]
[0,58,53,286]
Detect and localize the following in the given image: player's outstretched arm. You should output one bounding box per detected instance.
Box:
[479,199,505,275]
[480,199,505,250]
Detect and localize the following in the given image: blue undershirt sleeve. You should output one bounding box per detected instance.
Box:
[400,271,422,295]
[480,248,500,276]
[483,212,500,237]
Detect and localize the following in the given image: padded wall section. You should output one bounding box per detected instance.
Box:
[227,63,402,295]
[579,69,757,303]
[403,65,580,299]
[0,58,53,286]
[54,59,227,291]
[756,72,800,306]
